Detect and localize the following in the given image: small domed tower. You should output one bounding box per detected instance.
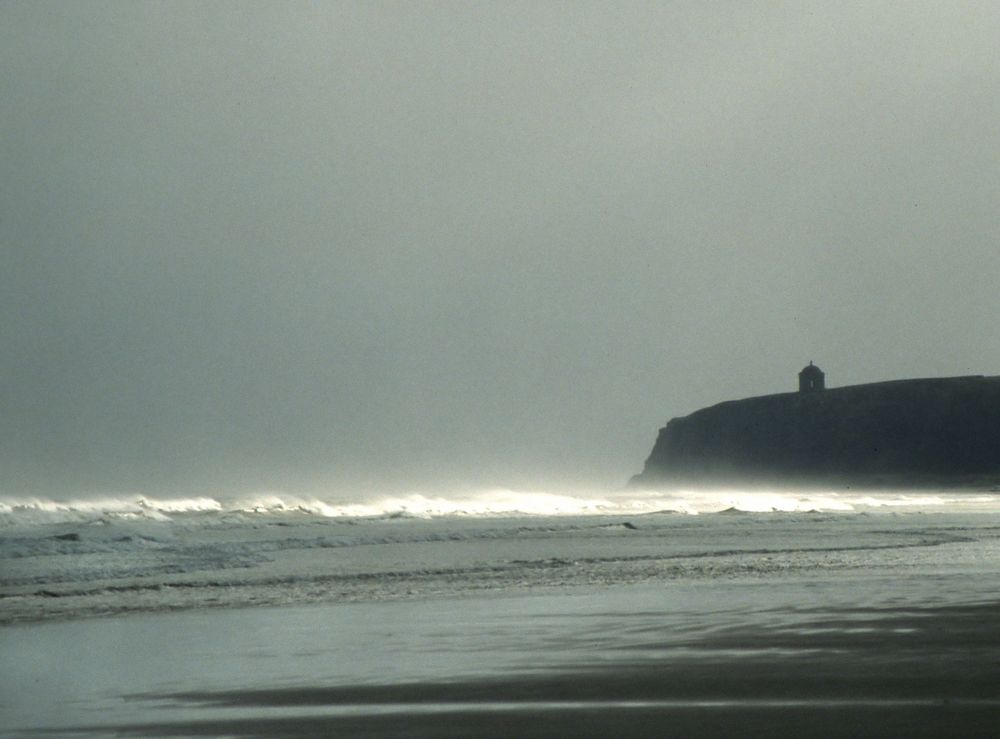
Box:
[798,361,825,392]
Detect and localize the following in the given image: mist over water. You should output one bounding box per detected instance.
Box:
[3,485,997,526]
[4,3,1000,501]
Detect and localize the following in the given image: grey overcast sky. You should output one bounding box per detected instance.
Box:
[2,1,999,498]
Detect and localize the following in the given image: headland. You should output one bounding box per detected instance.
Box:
[632,366,1000,490]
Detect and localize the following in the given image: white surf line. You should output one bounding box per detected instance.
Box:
[27,697,1000,734]
[138,697,1000,721]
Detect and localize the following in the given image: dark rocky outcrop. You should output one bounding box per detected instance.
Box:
[631,376,1000,489]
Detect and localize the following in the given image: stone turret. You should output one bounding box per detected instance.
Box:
[798,361,825,393]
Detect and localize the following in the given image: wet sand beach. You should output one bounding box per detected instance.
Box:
[6,586,1000,738]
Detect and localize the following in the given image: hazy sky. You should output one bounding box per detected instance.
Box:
[3,1,999,498]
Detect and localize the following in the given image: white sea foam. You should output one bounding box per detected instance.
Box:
[1,486,997,530]
[0,495,223,527]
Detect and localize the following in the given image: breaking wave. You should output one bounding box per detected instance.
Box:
[1,486,997,528]
[3,484,1000,625]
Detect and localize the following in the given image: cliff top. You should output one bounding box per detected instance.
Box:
[635,373,1000,490]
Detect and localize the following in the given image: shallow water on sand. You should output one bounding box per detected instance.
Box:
[5,579,1000,736]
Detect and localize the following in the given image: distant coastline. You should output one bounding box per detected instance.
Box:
[632,370,1000,490]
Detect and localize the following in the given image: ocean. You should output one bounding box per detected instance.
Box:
[3,487,1000,737]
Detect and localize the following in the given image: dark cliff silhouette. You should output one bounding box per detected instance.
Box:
[632,367,1000,489]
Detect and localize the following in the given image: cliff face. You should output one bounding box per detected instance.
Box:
[632,376,1000,489]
